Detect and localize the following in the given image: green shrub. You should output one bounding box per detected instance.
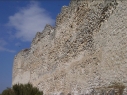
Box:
[1,88,13,95]
[1,83,43,95]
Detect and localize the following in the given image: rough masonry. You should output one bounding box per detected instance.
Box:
[12,0,127,95]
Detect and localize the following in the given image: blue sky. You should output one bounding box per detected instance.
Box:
[0,0,69,93]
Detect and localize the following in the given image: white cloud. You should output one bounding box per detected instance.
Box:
[0,39,15,53]
[15,42,21,47]
[0,46,15,53]
[7,2,54,42]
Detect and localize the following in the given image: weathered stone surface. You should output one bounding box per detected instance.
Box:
[12,0,127,95]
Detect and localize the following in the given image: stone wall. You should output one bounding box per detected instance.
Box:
[12,0,127,95]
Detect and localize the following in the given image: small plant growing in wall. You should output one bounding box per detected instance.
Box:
[1,83,43,95]
[108,82,125,95]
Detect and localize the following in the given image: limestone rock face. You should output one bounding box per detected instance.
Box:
[12,0,127,95]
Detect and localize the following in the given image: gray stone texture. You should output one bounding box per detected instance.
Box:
[12,0,127,95]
